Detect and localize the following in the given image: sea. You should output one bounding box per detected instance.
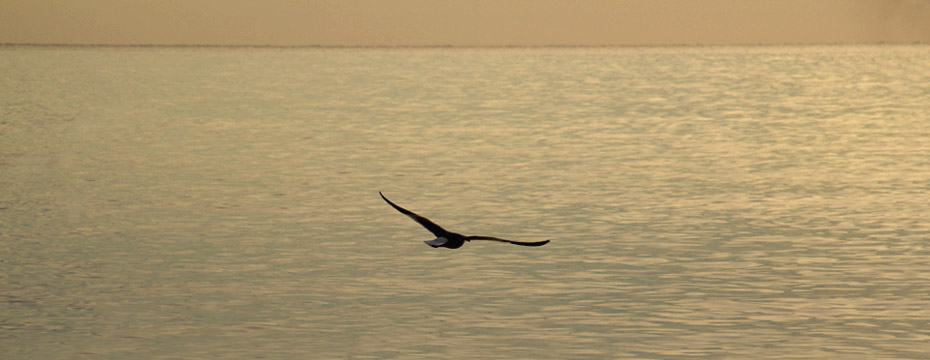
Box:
[2,45,929,359]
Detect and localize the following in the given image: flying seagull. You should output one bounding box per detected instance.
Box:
[380,192,550,249]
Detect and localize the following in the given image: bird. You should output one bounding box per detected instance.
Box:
[380,191,550,249]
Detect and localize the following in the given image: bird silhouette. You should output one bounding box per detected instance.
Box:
[380,192,550,249]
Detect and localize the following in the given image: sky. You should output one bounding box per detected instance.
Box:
[2,0,929,46]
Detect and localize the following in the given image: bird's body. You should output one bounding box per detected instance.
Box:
[423,234,466,249]
[380,192,550,249]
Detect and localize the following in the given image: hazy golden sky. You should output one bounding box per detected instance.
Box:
[2,0,929,46]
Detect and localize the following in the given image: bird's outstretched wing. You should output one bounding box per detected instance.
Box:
[465,236,550,247]
[380,192,449,237]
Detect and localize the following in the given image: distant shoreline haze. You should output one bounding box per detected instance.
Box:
[2,0,929,47]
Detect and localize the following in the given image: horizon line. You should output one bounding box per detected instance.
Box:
[3,41,929,49]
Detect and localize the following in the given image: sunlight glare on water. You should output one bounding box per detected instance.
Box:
[2,45,930,359]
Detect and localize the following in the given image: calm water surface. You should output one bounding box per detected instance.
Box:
[2,45,930,359]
